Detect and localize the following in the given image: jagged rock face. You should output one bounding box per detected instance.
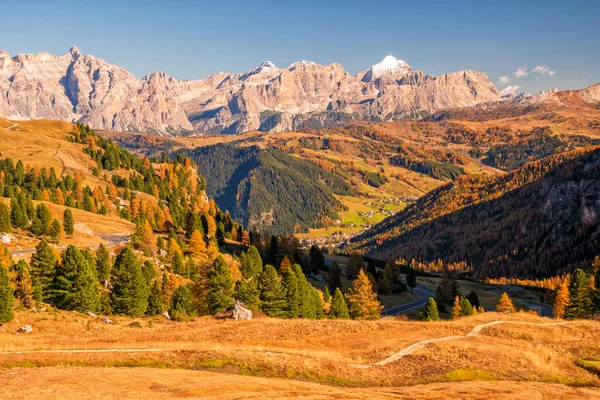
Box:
[0,47,192,134]
[0,48,503,135]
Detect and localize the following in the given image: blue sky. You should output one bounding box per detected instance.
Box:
[1,0,598,94]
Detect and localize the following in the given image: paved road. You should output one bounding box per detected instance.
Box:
[10,234,131,256]
[381,283,436,317]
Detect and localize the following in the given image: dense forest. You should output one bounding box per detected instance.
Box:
[178,144,352,235]
[352,148,600,279]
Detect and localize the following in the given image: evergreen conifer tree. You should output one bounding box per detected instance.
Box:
[0,262,13,322]
[328,262,342,293]
[466,291,480,309]
[328,288,350,319]
[147,280,166,316]
[207,255,233,314]
[170,285,195,318]
[30,239,57,302]
[111,247,149,317]
[95,244,111,282]
[323,286,331,303]
[0,203,11,233]
[282,268,299,318]
[50,245,101,312]
[171,251,185,275]
[258,265,287,317]
[420,298,440,321]
[459,297,474,317]
[49,219,62,243]
[63,209,74,235]
[35,203,52,234]
[235,278,260,311]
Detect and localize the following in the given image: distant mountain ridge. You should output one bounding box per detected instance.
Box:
[0,47,503,135]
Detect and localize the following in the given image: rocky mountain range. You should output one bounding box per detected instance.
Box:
[0,47,508,135]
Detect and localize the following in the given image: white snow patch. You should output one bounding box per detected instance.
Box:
[363,55,411,81]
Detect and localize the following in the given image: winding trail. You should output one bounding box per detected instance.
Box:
[350,320,572,368]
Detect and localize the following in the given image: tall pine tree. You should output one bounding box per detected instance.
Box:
[282,268,299,318]
[0,262,13,322]
[329,288,350,319]
[207,255,233,314]
[258,265,287,317]
[63,208,74,236]
[111,247,149,317]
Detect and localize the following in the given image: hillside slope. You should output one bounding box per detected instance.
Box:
[177,143,352,235]
[352,148,600,279]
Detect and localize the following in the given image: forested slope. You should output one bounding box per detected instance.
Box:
[352,148,600,279]
[178,144,351,235]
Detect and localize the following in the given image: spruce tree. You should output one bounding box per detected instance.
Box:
[235,278,260,311]
[170,285,195,318]
[142,260,157,284]
[240,245,263,279]
[466,291,480,309]
[293,264,313,318]
[49,219,62,243]
[35,203,52,234]
[406,269,417,293]
[0,203,11,233]
[282,268,299,318]
[95,244,111,282]
[50,245,101,312]
[111,247,149,317]
[312,288,324,319]
[459,297,474,317]
[30,239,57,302]
[0,263,13,322]
[323,286,331,303]
[258,265,287,317]
[10,198,28,229]
[328,262,342,293]
[147,280,166,316]
[346,269,383,320]
[63,208,74,236]
[171,251,185,275]
[420,297,440,321]
[329,288,350,319]
[207,255,233,314]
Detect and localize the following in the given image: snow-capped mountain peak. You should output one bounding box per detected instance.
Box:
[362,55,411,82]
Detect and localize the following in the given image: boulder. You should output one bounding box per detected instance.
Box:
[129,322,144,328]
[101,317,113,324]
[86,312,97,318]
[232,301,252,321]
[17,325,33,334]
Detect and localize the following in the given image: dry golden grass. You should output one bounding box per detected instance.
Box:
[0,119,108,188]
[0,309,598,390]
[1,367,599,399]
